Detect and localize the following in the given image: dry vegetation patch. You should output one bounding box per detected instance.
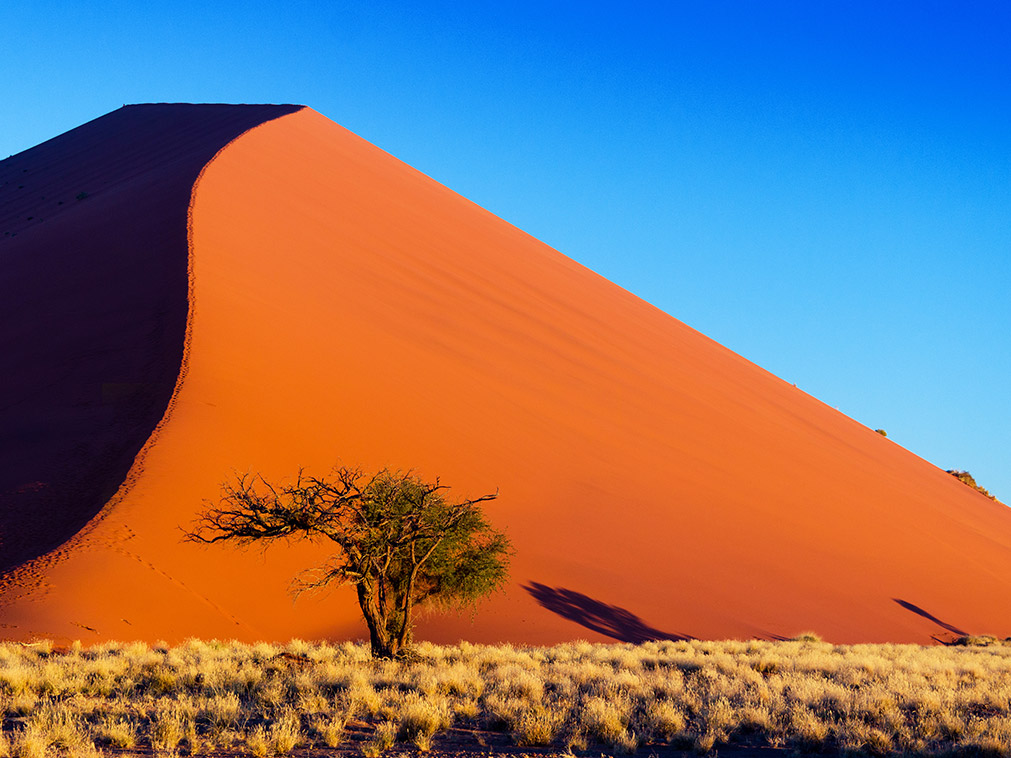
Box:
[1,637,1011,755]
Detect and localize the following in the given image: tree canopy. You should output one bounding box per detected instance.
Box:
[187,466,511,658]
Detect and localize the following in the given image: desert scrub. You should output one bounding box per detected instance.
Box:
[1,638,1011,754]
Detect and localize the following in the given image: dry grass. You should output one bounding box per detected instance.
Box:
[1,636,1011,755]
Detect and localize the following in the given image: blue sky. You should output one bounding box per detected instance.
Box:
[3,1,1009,501]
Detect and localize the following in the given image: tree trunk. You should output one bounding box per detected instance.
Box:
[357,581,395,659]
[371,632,399,659]
[383,603,409,659]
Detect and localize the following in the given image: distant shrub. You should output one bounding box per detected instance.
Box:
[75,191,89,201]
[874,428,887,436]
[949,635,1001,647]
[791,631,822,643]
[946,470,1000,502]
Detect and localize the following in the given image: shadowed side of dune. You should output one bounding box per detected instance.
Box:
[0,104,302,574]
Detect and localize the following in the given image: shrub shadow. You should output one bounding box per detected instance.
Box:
[524,581,692,643]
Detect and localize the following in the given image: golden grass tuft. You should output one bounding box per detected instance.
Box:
[269,709,302,754]
[513,703,566,746]
[362,720,397,757]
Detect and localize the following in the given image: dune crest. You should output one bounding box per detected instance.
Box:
[1,106,1010,645]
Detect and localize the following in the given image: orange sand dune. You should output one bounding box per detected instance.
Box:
[2,105,1010,646]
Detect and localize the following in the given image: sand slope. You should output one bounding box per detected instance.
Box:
[1,106,1010,645]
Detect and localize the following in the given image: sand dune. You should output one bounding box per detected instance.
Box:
[1,105,1010,645]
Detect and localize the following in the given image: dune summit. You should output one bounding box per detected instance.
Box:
[1,104,1010,646]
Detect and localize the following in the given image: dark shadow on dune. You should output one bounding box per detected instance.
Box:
[0,104,303,575]
[893,598,967,636]
[524,581,692,643]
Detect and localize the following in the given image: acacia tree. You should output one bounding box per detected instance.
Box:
[186,466,511,659]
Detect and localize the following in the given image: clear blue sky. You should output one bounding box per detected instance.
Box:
[3,1,1009,501]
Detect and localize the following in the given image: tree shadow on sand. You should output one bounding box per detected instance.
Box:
[893,598,967,641]
[524,582,692,643]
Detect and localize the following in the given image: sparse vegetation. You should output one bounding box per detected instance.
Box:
[791,631,823,643]
[947,469,1001,502]
[3,637,1011,755]
[188,466,511,659]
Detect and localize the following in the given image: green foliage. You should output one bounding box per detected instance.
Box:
[188,466,511,658]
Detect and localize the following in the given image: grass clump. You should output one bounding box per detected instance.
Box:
[514,703,566,746]
[396,692,450,750]
[362,720,396,757]
[311,713,347,747]
[268,710,302,754]
[244,725,270,757]
[95,716,136,749]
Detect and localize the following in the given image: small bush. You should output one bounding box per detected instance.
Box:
[950,635,1001,647]
[792,631,823,643]
[947,470,1000,502]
